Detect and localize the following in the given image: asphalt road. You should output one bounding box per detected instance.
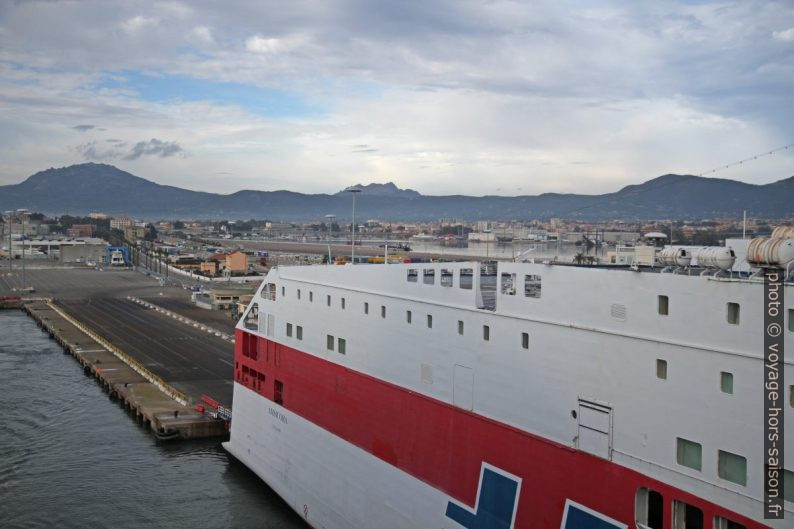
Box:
[140,296,238,332]
[56,297,234,407]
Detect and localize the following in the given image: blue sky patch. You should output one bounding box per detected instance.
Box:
[94,70,322,118]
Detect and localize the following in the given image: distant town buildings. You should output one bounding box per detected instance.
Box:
[1,220,50,238]
[66,224,95,238]
[224,251,248,274]
[123,225,146,240]
[200,261,220,276]
[110,216,133,230]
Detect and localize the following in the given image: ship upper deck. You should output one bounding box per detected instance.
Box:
[254,259,792,362]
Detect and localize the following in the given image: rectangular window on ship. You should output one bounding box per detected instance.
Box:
[676,437,702,471]
[718,450,747,486]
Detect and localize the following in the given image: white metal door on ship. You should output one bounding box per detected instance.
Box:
[577,399,612,459]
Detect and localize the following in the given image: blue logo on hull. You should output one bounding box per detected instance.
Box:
[561,500,627,529]
[445,465,520,529]
[444,465,627,529]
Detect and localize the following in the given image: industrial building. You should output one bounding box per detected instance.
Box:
[1,221,50,237]
[191,285,256,310]
[60,242,107,264]
[3,237,108,263]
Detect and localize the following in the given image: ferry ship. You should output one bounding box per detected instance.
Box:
[224,232,793,529]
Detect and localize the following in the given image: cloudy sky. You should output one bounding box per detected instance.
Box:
[1,1,792,196]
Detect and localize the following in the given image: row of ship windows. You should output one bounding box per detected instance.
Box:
[674,437,794,503]
[405,268,544,298]
[656,358,794,408]
[658,294,794,330]
[285,321,349,355]
[284,324,352,357]
[635,487,753,529]
[273,270,541,298]
[404,268,545,300]
[277,283,794,331]
[675,438,749,487]
[656,360,736,394]
[275,286,794,357]
[279,286,532,348]
[284,321,525,356]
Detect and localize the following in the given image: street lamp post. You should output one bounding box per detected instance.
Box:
[324,214,336,264]
[324,214,336,241]
[3,210,30,288]
[3,211,12,278]
[21,215,25,289]
[346,188,361,264]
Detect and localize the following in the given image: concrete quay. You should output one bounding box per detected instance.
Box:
[22,301,228,441]
[54,297,235,408]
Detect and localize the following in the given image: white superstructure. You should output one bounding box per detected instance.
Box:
[225,236,794,529]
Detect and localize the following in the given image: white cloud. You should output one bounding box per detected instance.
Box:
[190,26,214,45]
[0,1,792,196]
[772,27,794,42]
[245,35,285,54]
[122,15,158,34]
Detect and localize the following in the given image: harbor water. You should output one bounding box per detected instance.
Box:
[0,310,304,529]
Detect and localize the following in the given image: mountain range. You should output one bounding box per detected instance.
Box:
[0,163,792,221]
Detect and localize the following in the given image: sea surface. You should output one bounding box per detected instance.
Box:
[0,310,304,529]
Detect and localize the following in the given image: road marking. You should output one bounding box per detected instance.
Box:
[217,357,233,366]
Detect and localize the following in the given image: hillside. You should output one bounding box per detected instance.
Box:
[0,163,791,220]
